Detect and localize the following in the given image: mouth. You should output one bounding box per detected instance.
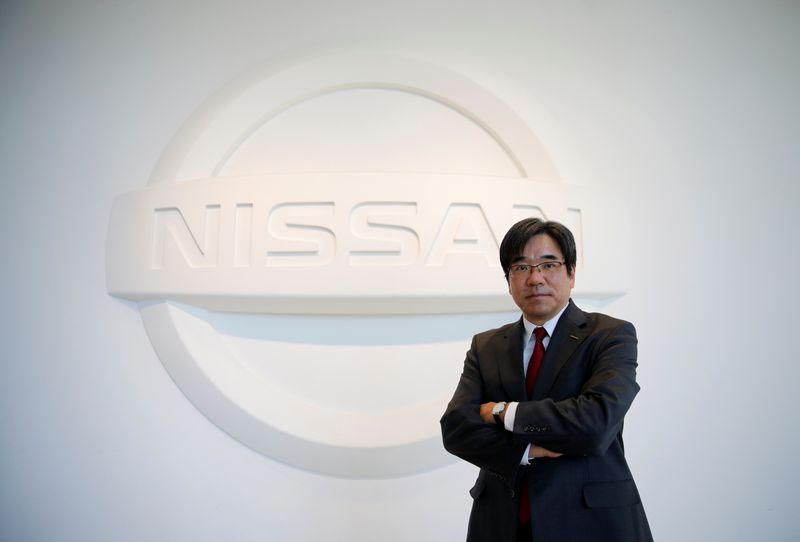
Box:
[526,292,550,300]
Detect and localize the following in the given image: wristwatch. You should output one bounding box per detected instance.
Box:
[491,402,507,426]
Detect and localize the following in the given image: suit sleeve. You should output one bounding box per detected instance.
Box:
[513,321,640,457]
[439,335,527,486]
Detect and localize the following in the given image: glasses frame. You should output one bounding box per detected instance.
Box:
[507,260,566,279]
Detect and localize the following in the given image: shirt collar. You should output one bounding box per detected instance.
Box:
[522,301,569,344]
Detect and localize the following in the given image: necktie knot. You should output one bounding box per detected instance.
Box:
[533,326,547,342]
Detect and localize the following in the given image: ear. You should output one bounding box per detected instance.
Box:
[569,267,576,288]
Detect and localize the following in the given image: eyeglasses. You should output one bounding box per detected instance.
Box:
[508,261,566,278]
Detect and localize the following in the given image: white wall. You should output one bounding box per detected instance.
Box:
[2,1,799,541]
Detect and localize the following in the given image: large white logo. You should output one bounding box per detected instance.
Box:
[106,53,629,477]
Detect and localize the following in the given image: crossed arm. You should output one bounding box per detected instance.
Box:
[440,321,639,482]
[477,403,562,459]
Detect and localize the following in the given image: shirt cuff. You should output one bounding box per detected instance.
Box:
[520,444,532,465]
[503,402,517,432]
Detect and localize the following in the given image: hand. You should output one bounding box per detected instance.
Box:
[530,445,563,459]
[479,402,497,424]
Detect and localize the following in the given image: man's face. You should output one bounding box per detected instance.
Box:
[508,233,575,325]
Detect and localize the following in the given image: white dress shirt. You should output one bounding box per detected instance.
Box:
[503,302,569,465]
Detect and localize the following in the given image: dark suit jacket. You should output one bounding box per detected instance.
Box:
[440,300,652,542]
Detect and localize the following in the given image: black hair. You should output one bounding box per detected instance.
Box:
[499,218,577,280]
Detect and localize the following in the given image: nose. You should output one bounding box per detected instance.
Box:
[525,267,545,286]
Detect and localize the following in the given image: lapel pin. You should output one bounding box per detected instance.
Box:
[569,334,580,340]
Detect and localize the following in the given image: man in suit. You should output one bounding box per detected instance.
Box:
[440,218,652,542]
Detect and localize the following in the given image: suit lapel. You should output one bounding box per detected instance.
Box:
[532,300,588,399]
[496,318,527,402]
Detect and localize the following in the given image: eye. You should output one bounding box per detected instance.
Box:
[540,262,557,271]
[515,264,530,273]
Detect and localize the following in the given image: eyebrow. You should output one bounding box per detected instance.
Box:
[512,253,560,263]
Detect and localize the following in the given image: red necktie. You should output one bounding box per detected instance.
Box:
[525,327,547,399]
[519,326,547,527]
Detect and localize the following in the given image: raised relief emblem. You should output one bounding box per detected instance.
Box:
[106,53,629,477]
